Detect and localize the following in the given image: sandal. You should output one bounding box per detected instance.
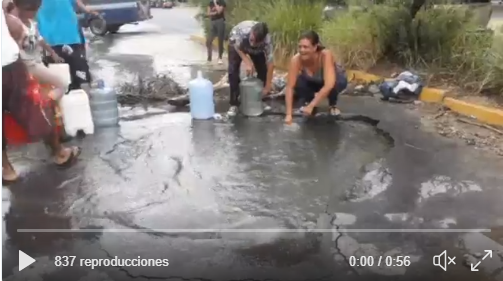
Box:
[329,106,341,117]
[2,176,19,186]
[2,167,19,185]
[55,146,81,169]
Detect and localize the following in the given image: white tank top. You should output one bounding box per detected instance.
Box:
[1,10,20,66]
[20,19,43,64]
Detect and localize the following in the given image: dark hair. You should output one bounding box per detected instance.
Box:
[6,1,15,13]
[299,30,325,51]
[13,0,41,10]
[251,22,269,42]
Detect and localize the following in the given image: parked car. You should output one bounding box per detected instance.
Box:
[79,0,152,36]
[163,1,174,8]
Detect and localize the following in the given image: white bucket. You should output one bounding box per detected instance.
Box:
[47,63,71,87]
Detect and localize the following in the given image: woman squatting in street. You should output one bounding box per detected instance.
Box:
[284,30,348,124]
[2,4,81,185]
[227,21,274,116]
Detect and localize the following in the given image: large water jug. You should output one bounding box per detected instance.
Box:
[47,63,71,88]
[89,80,119,128]
[59,89,95,136]
[188,70,214,119]
[239,77,264,117]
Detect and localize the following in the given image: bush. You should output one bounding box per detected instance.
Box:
[196,0,325,65]
[321,5,408,69]
[261,0,325,64]
[194,0,503,96]
[405,6,503,93]
[321,3,503,95]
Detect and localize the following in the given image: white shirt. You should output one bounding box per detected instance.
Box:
[1,10,20,66]
[20,19,42,64]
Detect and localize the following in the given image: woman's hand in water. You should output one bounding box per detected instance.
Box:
[284,114,293,125]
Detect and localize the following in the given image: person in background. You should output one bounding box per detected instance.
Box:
[2,8,81,184]
[36,0,97,91]
[206,0,225,64]
[74,0,90,56]
[284,30,348,124]
[11,0,68,101]
[227,21,274,116]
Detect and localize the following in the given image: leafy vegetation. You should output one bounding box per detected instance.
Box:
[194,0,503,96]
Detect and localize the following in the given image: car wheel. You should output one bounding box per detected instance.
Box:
[107,24,121,34]
[89,17,108,36]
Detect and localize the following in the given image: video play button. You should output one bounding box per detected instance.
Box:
[19,250,36,271]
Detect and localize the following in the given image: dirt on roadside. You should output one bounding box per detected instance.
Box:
[347,80,503,157]
[416,102,503,156]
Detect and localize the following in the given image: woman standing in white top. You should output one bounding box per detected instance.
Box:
[10,0,68,100]
[2,7,82,185]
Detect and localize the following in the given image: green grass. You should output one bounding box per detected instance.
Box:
[194,0,503,96]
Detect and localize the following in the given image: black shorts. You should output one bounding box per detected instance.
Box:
[44,44,91,90]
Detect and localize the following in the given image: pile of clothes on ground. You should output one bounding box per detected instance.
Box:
[378,71,423,102]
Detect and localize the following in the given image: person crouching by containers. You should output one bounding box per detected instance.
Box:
[284,31,348,124]
[226,21,274,116]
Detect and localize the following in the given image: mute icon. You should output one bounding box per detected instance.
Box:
[433,250,456,271]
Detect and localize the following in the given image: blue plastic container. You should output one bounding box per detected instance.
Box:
[188,71,215,119]
[89,80,119,128]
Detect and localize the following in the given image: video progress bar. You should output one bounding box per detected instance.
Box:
[17,228,491,233]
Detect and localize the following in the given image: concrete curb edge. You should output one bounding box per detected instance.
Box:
[190,35,503,127]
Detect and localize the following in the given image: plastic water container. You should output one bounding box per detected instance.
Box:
[59,89,95,136]
[47,63,71,88]
[89,80,119,128]
[188,70,214,119]
[239,77,264,116]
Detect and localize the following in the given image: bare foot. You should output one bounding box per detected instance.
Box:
[54,146,81,167]
[3,166,18,183]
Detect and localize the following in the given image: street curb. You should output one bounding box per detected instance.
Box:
[190,34,503,127]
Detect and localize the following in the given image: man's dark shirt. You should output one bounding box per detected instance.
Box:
[208,0,226,21]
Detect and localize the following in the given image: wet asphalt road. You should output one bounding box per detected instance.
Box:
[4,6,503,281]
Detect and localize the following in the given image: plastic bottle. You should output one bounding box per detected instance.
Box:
[188,71,214,119]
[89,80,119,128]
[59,89,95,136]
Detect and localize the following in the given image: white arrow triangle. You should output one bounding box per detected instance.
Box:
[19,250,36,271]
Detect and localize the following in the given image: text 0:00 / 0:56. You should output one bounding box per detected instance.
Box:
[349,256,412,267]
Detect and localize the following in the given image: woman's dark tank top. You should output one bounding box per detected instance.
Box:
[300,49,347,86]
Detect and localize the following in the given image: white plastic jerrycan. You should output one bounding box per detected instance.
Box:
[47,63,71,88]
[59,89,95,136]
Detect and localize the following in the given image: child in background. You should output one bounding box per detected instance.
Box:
[12,0,69,101]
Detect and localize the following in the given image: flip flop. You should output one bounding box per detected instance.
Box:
[2,177,18,186]
[55,146,82,169]
[329,106,341,117]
